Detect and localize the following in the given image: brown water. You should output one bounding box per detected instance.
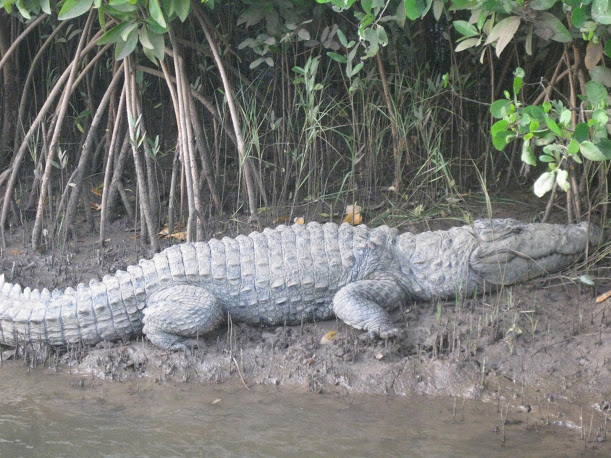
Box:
[0,362,608,457]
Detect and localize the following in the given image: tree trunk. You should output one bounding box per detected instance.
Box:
[0,13,18,163]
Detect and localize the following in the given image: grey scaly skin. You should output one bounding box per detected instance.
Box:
[0,219,601,350]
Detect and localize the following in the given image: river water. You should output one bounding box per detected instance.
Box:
[0,361,608,457]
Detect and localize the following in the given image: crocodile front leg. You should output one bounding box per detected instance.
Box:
[142,285,225,350]
[332,274,407,338]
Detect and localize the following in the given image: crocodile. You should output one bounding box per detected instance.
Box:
[0,219,600,350]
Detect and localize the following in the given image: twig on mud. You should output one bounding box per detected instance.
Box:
[225,350,250,391]
[530,332,599,358]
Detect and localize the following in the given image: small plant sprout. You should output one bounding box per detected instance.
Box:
[521,310,539,339]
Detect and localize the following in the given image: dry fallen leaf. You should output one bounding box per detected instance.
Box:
[345,204,361,215]
[343,211,362,225]
[596,289,611,303]
[585,40,603,70]
[344,204,363,225]
[294,216,305,225]
[169,231,187,241]
[90,202,102,211]
[320,330,339,344]
[274,216,289,224]
[91,184,104,196]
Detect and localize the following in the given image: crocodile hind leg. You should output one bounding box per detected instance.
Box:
[333,276,407,338]
[142,285,225,350]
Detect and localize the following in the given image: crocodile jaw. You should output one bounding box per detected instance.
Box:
[468,219,601,286]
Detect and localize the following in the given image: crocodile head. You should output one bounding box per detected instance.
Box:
[395,219,601,299]
[467,219,601,286]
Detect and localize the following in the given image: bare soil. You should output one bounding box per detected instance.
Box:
[1,200,610,442]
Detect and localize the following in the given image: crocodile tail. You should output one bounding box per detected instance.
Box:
[0,273,142,348]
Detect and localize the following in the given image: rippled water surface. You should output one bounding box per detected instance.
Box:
[0,362,608,457]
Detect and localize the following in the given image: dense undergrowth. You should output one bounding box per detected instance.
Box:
[0,1,609,258]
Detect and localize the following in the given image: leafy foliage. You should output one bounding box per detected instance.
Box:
[491,68,610,197]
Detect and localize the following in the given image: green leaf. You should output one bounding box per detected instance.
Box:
[534,11,572,43]
[546,118,563,136]
[149,0,167,28]
[98,22,130,45]
[555,169,570,191]
[558,108,573,126]
[523,105,546,121]
[139,27,154,50]
[433,0,443,20]
[534,171,555,197]
[521,141,536,166]
[590,66,611,87]
[567,138,580,155]
[404,0,429,20]
[377,26,388,46]
[147,17,169,34]
[595,138,611,159]
[15,0,31,19]
[535,132,555,146]
[174,0,190,22]
[490,99,512,119]
[585,80,607,104]
[530,0,556,10]
[491,119,509,137]
[328,52,347,63]
[58,0,93,20]
[558,109,572,126]
[513,76,523,96]
[453,20,478,38]
[121,23,138,41]
[593,0,611,25]
[571,7,587,28]
[455,37,480,52]
[493,130,515,151]
[580,141,607,161]
[543,144,564,156]
[574,122,590,142]
[115,27,139,60]
[336,29,348,47]
[41,0,51,14]
[592,109,609,126]
[349,61,364,77]
[148,31,165,61]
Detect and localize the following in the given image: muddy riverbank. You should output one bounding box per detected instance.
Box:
[1,211,609,446]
